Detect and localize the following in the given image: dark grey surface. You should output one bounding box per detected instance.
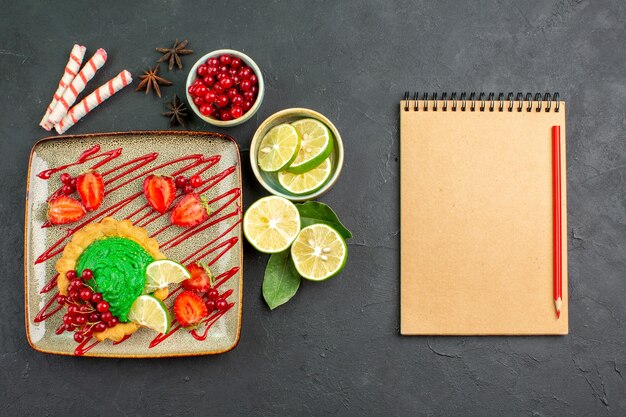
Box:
[1,0,625,416]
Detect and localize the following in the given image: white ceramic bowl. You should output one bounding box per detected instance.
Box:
[250,108,344,201]
[185,49,264,127]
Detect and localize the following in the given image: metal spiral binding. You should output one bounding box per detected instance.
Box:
[403,92,561,113]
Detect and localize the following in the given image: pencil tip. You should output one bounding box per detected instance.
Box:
[556,310,561,319]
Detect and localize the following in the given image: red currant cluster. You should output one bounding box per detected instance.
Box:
[175,174,202,194]
[206,288,229,312]
[188,54,259,121]
[55,269,118,343]
[59,172,77,195]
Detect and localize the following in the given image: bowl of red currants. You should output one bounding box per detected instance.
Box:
[186,49,264,127]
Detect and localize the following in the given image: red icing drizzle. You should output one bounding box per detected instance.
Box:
[32,144,241,355]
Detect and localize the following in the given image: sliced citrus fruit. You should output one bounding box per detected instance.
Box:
[290,223,347,281]
[243,196,301,253]
[144,259,191,294]
[127,295,171,334]
[287,118,333,174]
[278,158,332,195]
[257,123,301,172]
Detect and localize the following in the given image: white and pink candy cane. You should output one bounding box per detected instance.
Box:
[47,48,108,126]
[39,44,86,130]
[55,70,133,134]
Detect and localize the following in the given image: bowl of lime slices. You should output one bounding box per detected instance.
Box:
[250,108,343,201]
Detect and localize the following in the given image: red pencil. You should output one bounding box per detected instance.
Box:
[552,125,562,318]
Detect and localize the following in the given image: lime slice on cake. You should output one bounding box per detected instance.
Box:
[144,259,191,294]
[278,158,332,195]
[287,118,334,174]
[257,124,301,172]
[127,295,171,334]
[290,223,347,281]
[243,196,301,253]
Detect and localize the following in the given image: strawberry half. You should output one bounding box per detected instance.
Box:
[143,175,176,214]
[170,193,210,227]
[76,170,104,211]
[47,196,87,225]
[182,262,214,293]
[174,290,208,328]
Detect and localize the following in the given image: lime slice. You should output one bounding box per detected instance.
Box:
[257,124,301,172]
[144,260,191,294]
[278,158,332,195]
[287,118,333,174]
[290,223,347,281]
[243,196,301,253]
[127,295,171,334]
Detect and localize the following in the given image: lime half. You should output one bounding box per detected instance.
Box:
[290,223,347,281]
[257,124,301,172]
[243,196,301,253]
[144,260,191,294]
[127,295,171,334]
[278,158,332,195]
[287,118,333,174]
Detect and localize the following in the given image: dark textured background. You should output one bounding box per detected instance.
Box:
[1,0,625,416]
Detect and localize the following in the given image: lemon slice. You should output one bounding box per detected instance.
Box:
[287,118,333,174]
[127,295,171,334]
[144,259,191,294]
[278,158,332,195]
[257,124,301,172]
[290,223,347,281]
[243,196,301,253]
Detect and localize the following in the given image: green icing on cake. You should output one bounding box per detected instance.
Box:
[76,237,153,322]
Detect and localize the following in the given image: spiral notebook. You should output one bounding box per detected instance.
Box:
[400,92,568,335]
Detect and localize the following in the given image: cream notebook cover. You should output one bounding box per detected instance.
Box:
[400,93,568,335]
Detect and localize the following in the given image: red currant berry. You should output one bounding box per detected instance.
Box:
[61,184,73,195]
[193,78,204,86]
[228,68,238,77]
[216,72,226,81]
[239,67,253,79]
[108,317,119,327]
[206,66,218,76]
[193,96,205,107]
[66,270,77,280]
[196,64,208,77]
[60,172,72,184]
[175,176,188,189]
[81,269,93,280]
[242,100,254,111]
[230,57,242,68]
[208,288,219,301]
[227,88,238,100]
[199,104,214,116]
[195,85,208,96]
[56,294,67,305]
[213,83,225,94]
[219,54,231,65]
[79,304,91,313]
[215,95,229,108]
[91,292,103,303]
[79,288,93,301]
[183,184,194,194]
[96,301,110,313]
[63,314,73,324]
[101,311,113,322]
[69,279,82,291]
[202,76,215,86]
[68,305,79,314]
[216,299,228,311]
[189,175,202,188]
[74,332,85,343]
[240,79,253,91]
[231,95,244,107]
[74,315,87,325]
[206,300,216,311]
[231,106,244,119]
[232,75,241,85]
[69,178,77,188]
[249,74,258,85]
[88,312,100,322]
[218,65,229,74]
[188,85,197,96]
[220,110,233,121]
[243,90,255,101]
[207,57,219,66]
[205,90,217,103]
[94,322,107,333]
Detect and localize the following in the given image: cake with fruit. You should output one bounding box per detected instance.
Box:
[55,217,168,342]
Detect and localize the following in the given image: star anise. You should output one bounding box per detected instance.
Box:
[135,65,172,98]
[156,39,194,71]
[163,95,188,127]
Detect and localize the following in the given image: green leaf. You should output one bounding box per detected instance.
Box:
[263,251,302,310]
[295,201,352,239]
